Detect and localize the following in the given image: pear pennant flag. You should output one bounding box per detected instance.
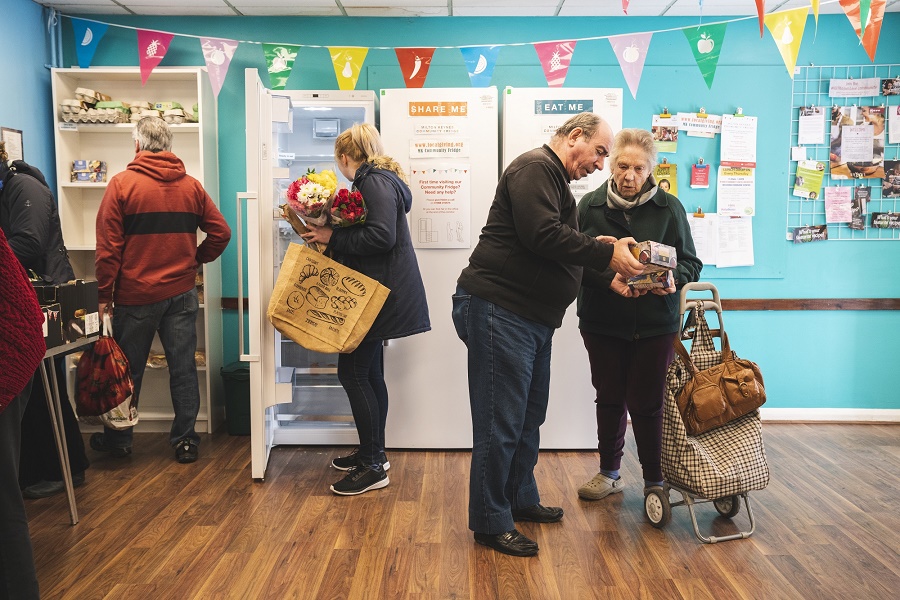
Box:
[200,37,237,99]
[533,41,576,88]
[609,33,652,99]
[683,23,726,89]
[765,6,808,78]
[263,44,299,90]
[138,30,174,85]
[460,46,500,87]
[395,48,435,88]
[72,18,107,69]
[329,47,368,90]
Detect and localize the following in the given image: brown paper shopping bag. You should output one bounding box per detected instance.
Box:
[267,242,390,353]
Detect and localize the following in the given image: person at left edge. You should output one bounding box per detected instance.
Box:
[94,117,231,464]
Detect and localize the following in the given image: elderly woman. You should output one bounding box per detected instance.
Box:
[575,128,702,502]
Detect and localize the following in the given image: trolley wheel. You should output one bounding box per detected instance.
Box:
[644,488,671,528]
[713,495,741,519]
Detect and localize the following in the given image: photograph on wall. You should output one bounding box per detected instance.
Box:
[653,162,677,196]
[884,160,900,198]
[848,186,870,231]
[829,105,885,179]
[651,114,679,153]
[882,78,899,96]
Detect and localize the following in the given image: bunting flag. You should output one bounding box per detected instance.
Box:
[533,41,576,88]
[755,0,765,37]
[812,0,820,39]
[263,43,299,90]
[622,1,629,15]
[683,23,727,89]
[859,0,885,61]
[395,48,435,88]
[609,33,652,99]
[71,18,107,69]
[460,46,501,87]
[764,6,808,79]
[839,0,871,41]
[329,47,369,90]
[137,30,174,85]
[200,37,238,99]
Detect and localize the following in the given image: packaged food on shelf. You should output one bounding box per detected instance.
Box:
[195,351,206,367]
[71,160,107,183]
[74,87,111,107]
[147,353,168,369]
[163,108,185,124]
[153,101,183,111]
[94,101,131,123]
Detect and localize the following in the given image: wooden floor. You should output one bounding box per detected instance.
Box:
[25,424,900,600]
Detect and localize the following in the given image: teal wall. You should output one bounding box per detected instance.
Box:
[12,1,900,410]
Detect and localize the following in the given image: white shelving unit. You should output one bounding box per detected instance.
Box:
[51,67,224,434]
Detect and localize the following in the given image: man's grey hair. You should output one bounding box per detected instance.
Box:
[132,117,173,153]
[552,112,604,141]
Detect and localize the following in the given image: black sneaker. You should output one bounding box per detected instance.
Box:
[175,439,199,464]
[89,432,132,458]
[330,465,389,496]
[331,447,390,471]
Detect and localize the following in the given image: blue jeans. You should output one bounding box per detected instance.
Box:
[337,338,387,466]
[103,288,200,448]
[452,287,554,535]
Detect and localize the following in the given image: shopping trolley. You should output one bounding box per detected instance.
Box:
[643,282,769,543]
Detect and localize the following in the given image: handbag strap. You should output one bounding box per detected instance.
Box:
[672,301,732,375]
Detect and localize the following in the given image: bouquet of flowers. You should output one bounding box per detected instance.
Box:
[284,168,338,226]
[329,187,367,227]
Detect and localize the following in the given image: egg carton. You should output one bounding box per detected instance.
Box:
[130,108,162,122]
[163,108,185,124]
[74,87,111,107]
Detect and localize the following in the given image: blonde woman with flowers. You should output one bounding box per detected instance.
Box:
[302,123,430,496]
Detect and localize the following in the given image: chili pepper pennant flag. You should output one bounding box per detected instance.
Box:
[395,48,435,88]
[839,0,871,40]
[330,47,369,90]
[534,41,576,88]
[72,18,107,69]
[765,6,808,78]
[683,23,726,89]
[609,33,652,99]
[460,46,500,87]
[137,30,174,85]
[860,0,885,61]
[756,0,765,37]
[200,37,238,99]
[263,44,299,90]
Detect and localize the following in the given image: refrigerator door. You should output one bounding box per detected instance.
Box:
[245,70,375,479]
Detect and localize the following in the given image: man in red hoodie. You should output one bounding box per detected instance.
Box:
[93,117,231,464]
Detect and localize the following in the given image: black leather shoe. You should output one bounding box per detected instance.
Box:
[511,503,564,523]
[474,529,539,557]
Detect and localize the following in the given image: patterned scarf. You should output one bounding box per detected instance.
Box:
[606,173,659,211]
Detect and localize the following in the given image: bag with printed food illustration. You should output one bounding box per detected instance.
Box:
[266,242,390,353]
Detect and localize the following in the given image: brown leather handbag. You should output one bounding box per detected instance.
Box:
[673,331,766,436]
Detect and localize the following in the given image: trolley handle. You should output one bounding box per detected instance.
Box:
[679,282,724,339]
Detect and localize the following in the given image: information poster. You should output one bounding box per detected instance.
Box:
[653,162,677,196]
[687,212,718,266]
[716,216,754,268]
[720,114,757,167]
[792,160,826,199]
[676,112,722,138]
[409,164,471,248]
[651,114,679,153]
[824,186,852,223]
[716,166,755,216]
[830,106,885,179]
[797,106,825,145]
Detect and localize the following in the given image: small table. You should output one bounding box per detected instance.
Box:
[39,335,98,525]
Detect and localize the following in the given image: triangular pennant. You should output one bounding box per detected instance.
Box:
[812,0,820,39]
[200,37,238,99]
[756,0,765,37]
[262,44,299,90]
[395,48,435,88]
[839,0,871,41]
[460,46,500,87]
[71,18,107,69]
[622,0,629,14]
[609,33,652,99]
[137,30,174,85]
[683,23,726,89]
[765,6,808,79]
[329,47,369,90]
[860,0,872,38]
[533,41,576,88]
[861,0,885,61]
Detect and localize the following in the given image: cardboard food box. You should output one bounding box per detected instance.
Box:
[629,241,677,273]
[627,270,671,290]
[56,280,100,343]
[41,302,65,349]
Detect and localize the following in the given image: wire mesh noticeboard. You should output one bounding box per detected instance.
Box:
[788,64,900,240]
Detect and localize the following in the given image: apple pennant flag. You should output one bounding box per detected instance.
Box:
[395,48,435,88]
[263,44,299,90]
[683,23,727,89]
[137,30,174,85]
[755,0,765,37]
[534,41,576,88]
[764,6,808,79]
[460,46,501,87]
[609,33,652,99]
[71,18,107,69]
[330,47,369,90]
[200,37,238,99]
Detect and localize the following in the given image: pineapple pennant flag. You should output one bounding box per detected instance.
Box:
[842,0,885,61]
[609,33,652,99]
[137,30,174,85]
[533,41,576,88]
[330,47,369,90]
[200,38,238,99]
[460,46,501,87]
[755,0,765,37]
[263,44,299,90]
[764,6,809,78]
[395,48,436,88]
[71,18,107,69]
[683,23,727,89]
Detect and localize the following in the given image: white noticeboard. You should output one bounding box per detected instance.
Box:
[502,87,625,449]
[379,87,499,448]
